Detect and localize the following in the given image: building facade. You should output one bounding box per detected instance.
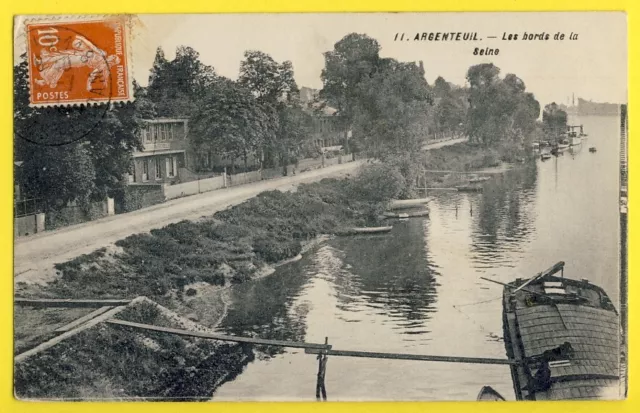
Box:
[129,118,189,184]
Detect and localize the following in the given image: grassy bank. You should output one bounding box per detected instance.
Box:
[15,299,251,400]
[16,142,516,309]
[17,165,405,310]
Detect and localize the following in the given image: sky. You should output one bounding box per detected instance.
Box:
[16,12,627,107]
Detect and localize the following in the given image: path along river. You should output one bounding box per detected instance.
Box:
[212,115,622,401]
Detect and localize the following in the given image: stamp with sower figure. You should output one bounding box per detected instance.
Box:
[25,16,133,107]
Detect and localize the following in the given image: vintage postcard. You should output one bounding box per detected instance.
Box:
[13,12,627,402]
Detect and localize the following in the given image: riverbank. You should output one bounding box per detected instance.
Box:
[16,170,399,311]
[15,298,252,400]
[15,140,526,399]
[16,141,522,333]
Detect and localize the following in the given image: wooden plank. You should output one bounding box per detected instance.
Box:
[304,348,516,365]
[513,262,565,293]
[105,319,332,350]
[15,305,129,364]
[15,298,131,308]
[54,306,113,332]
[423,170,494,174]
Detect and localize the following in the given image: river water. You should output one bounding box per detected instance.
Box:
[213,115,622,401]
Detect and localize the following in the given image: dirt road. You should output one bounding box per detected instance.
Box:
[14,160,365,285]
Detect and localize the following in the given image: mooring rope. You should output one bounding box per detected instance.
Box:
[450,294,503,337]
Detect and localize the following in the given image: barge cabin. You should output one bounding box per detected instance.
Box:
[502,261,621,400]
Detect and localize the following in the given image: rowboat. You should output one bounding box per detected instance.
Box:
[388,198,430,210]
[540,153,552,160]
[468,175,491,184]
[382,209,429,219]
[477,386,506,401]
[589,147,597,153]
[339,226,393,235]
[501,262,621,400]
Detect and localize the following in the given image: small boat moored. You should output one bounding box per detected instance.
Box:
[589,147,597,153]
[477,386,506,401]
[388,198,430,210]
[338,226,393,236]
[382,209,429,219]
[468,175,492,184]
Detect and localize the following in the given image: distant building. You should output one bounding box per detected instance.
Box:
[299,87,346,149]
[129,118,189,184]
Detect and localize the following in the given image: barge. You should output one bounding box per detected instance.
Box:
[502,261,621,400]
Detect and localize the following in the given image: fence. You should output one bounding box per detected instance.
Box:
[227,170,262,186]
[163,175,226,200]
[14,296,517,402]
[14,197,45,218]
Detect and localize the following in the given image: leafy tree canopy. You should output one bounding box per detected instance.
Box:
[14,55,145,209]
[147,46,216,117]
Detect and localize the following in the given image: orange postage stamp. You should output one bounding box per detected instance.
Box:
[25,16,132,106]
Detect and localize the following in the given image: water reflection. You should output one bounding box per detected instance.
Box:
[214,116,621,401]
[330,218,440,333]
[470,165,538,268]
[218,260,312,358]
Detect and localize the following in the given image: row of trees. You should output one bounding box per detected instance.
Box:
[15,32,548,214]
[145,47,312,172]
[14,46,314,212]
[318,34,544,159]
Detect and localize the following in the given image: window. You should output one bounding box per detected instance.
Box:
[166,157,176,178]
[131,163,137,183]
[142,126,152,143]
[159,124,168,141]
[155,159,162,179]
[142,159,149,181]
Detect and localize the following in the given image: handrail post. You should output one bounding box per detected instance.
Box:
[316,337,329,401]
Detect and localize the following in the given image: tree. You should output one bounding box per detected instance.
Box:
[352,59,432,158]
[190,78,275,173]
[14,55,144,209]
[239,51,298,105]
[433,76,452,98]
[542,103,568,137]
[239,50,305,169]
[431,76,468,138]
[276,105,312,173]
[147,46,216,117]
[320,33,382,153]
[466,64,539,148]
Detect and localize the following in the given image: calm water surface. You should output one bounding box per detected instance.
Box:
[213,115,621,401]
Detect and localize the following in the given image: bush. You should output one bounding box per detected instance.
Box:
[349,163,406,203]
[230,262,254,284]
[252,236,302,263]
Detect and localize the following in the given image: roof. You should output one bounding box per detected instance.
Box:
[132,149,186,158]
[515,302,620,400]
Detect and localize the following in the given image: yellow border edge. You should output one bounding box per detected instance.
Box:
[1,1,636,413]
